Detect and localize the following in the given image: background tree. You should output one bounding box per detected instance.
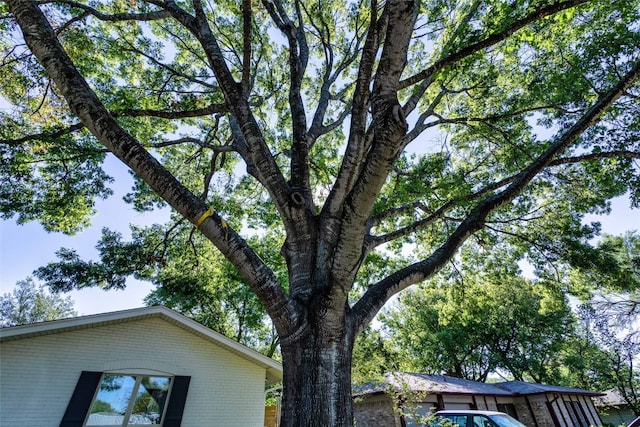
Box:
[32,223,281,355]
[0,277,77,327]
[382,258,575,383]
[574,304,640,416]
[568,232,640,416]
[31,222,281,355]
[351,325,395,385]
[557,318,616,393]
[2,0,639,425]
[141,232,281,356]
[566,232,640,318]
[90,400,116,416]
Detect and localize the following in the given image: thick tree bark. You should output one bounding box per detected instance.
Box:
[279,307,356,427]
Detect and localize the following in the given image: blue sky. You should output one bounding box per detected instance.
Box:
[0,155,160,315]
[0,153,638,316]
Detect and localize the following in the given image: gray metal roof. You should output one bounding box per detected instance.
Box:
[354,373,604,398]
[354,373,513,396]
[494,381,605,397]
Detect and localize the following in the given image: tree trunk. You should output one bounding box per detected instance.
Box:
[279,312,356,427]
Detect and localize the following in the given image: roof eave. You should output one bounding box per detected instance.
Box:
[0,306,283,383]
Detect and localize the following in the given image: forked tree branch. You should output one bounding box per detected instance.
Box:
[324,0,382,217]
[305,4,363,146]
[330,0,415,290]
[153,0,305,238]
[262,0,311,196]
[350,58,640,333]
[367,149,640,247]
[42,0,172,22]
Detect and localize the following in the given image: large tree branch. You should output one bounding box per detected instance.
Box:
[330,0,415,290]
[367,175,513,247]
[262,0,310,196]
[7,0,299,338]
[324,0,382,218]
[45,0,172,22]
[350,58,640,333]
[367,148,640,246]
[0,122,86,145]
[0,104,229,145]
[119,103,228,119]
[421,103,562,129]
[550,150,640,165]
[286,0,311,200]
[241,0,252,96]
[399,0,592,89]
[152,0,307,236]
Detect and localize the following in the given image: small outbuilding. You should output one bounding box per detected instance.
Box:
[0,306,282,427]
[353,373,605,427]
[594,388,637,427]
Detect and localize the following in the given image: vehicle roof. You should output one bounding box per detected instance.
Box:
[436,410,509,416]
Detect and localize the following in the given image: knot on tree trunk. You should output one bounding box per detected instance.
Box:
[290,189,306,207]
[279,320,309,346]
[373,99,408,141]
[391,103,407,131]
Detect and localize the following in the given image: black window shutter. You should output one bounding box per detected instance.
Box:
[59,371,102,427]
[163,376,191,427]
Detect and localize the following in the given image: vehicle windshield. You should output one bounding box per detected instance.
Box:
[487,414,528,427]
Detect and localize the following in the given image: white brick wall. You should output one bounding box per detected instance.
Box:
[0,317,267,427]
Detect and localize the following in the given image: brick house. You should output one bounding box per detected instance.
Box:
[0,306,282,427]
[353,373,605,427]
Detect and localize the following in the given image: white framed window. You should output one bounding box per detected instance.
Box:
[85,374,172,426]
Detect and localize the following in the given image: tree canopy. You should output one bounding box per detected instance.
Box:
[2,0,639,425]
[572,232,640,415]
[383,273,575,383]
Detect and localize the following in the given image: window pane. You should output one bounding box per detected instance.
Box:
[127,377,171,425]
[472,415,495,427]
[87,375,136,426]
[440,415,467,427]
[488,414,528,427]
